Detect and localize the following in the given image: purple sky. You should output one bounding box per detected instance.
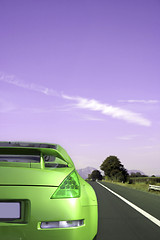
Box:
[0,0,160,175]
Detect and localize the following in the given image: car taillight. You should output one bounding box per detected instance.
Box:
[51,171,80,199]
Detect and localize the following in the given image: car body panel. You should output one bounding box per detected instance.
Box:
[0,167,74,186]
[0,142,98,240]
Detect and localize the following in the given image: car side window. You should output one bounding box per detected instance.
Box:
[43,155,68,168]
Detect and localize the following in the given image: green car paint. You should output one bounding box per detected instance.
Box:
[0,142,98,240]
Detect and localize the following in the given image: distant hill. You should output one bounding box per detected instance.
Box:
[77,166,96,179]
[127,170,145,175]
[77,168,147,179]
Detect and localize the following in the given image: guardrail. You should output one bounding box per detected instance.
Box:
[148,185,160,191]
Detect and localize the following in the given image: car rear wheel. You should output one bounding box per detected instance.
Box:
[93,234,97,240]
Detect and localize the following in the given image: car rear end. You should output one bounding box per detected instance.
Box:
[0,142,97,240]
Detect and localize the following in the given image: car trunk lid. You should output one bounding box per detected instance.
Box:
[0,166,73,187]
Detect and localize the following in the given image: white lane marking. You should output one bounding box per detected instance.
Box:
[97,181,160,227]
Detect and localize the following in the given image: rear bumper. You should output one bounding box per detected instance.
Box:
[0,186,98,240]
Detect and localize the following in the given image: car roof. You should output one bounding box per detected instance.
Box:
[0,142,57,149]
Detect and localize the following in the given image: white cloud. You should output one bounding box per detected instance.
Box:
[1,72,151,127]
[117,135,139,140]
[118,99,159,104]
[0,72,59,97]
[62,94,151,127]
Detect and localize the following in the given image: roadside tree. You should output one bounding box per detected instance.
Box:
[91,170,103,181]
[100,155,128,183]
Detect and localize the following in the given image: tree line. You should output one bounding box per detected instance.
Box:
[88,155,138,183]
[87,155,159,184]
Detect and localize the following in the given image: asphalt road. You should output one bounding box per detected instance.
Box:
[89,181,160,240]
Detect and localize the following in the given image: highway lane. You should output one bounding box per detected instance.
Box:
[89,181,160,240]
[99,182,160,221]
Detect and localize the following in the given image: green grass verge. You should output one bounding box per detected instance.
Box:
[103,180,160,196]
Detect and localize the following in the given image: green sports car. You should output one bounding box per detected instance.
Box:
[0,142,98,240]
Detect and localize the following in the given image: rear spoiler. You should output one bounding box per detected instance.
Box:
[0,147,73,167]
